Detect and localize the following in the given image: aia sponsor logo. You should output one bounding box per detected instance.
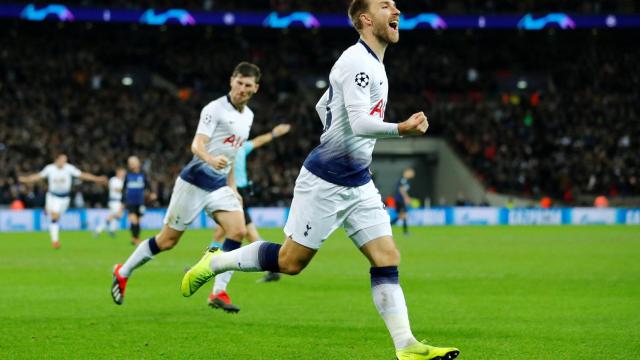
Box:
[370,99,386,119]
[222,134,245,148]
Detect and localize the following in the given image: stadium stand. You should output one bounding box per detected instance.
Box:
[1,18,638,207]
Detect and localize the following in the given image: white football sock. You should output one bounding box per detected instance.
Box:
[210,240,265,273]
[372,283,418,349]
[95,219,106,234]
[108,219,118,233]
[119,239,154,278]
[212,271,234,294]
[49,222,59,243]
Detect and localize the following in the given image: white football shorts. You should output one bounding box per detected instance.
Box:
[108,201,123,216]
[284,167,392,250]
[45,193,70,215]
[164,177,242,231]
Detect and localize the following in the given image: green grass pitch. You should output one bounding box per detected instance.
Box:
[1,226,639,359]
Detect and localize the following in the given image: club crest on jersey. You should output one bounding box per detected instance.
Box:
[370,99,386,118]
[355,72,370,88]
[223,134,245,148]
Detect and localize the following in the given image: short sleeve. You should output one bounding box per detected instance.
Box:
[68,165,82,177]
[38,165,51,178]
[196,103,218,137]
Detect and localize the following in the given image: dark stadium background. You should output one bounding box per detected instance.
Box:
[1,0,638,209]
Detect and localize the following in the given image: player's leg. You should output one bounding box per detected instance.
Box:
[241,206,281,282]
[183,168,335,296]
[213,224,225,243]
[208,210,246,312]
[46,193,67,248]
[48,211,61,249]
[346,182,458,359]
[128,211,141,245]
[112,178,205,305]
[108,211,121,236]
[399,210,409,235]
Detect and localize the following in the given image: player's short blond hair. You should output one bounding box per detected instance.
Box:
[348,0,371,31]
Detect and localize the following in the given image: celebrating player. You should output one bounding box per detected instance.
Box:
[18,154,107,249]
[208,123,291,313]
[94,167,126,237]
[181,1,459,359]
[392,167,415,235]
[122,156,154,245]
[111,62,261,305]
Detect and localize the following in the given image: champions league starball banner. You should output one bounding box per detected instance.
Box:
[2,3,640,30]
[1,207,639,232]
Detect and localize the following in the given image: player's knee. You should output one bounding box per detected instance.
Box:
[279,262,304,275]
[373,247,400,267]
[277,255,307,275]
[156,233,180,250]
[225,225,247,241]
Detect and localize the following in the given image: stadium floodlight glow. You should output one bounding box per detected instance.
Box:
[315,79,328,89]
[517,13,576,30]
[139,9,196,26]
[263,12,320,28]
[517,80,528,89]
[399,13,447,30]
[20,4,74,22]
[122,76,133,86]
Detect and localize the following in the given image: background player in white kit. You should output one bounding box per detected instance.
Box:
[110,62,261,305]
[94,167,126,237]
[182,1,460,359]
[19,154,107,249]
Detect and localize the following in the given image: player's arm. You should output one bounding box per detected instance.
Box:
[144,175,157,203]
[191,105,228,170]
[120,176,128,207]
[191,134,228,170]
[18,173,44,184]
[399,184,411,204]
[344,63,428,138]
[250,124,291,149]
[79,171,108,184]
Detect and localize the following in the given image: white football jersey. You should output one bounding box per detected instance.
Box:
[39,163,81,196]
[304,40,396,187]
[180,95,253,192]
[108,176,124,202]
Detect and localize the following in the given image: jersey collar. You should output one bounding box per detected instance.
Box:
[226,94,241,113]
[358,39,380,63]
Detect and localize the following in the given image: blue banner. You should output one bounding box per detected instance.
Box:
[2,3,640,30]
[1,207,639,232]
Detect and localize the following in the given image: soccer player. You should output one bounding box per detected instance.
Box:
[111,62,261,305]
[18,154,107,249]
[94,167,126,237]
[122,156,154,245]
[392,167,415,235]
[181,1,460,359]
[208,123,291,312]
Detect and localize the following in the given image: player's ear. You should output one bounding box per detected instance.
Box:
[360,13,372,28]
[229,76,234,87]
[253,83,260,93]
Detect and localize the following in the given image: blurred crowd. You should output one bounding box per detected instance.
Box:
[21,0,640,14]
[1,21,638,208]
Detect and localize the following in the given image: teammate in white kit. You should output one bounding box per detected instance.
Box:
[18,154,107,249]
[94,167,126,237]
[181,1,460,359]
[110,62,261,305]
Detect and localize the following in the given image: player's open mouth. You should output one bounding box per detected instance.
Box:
[389,20,399,31]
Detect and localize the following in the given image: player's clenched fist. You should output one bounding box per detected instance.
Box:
[398,112,429,136]
[209,155,229,169]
